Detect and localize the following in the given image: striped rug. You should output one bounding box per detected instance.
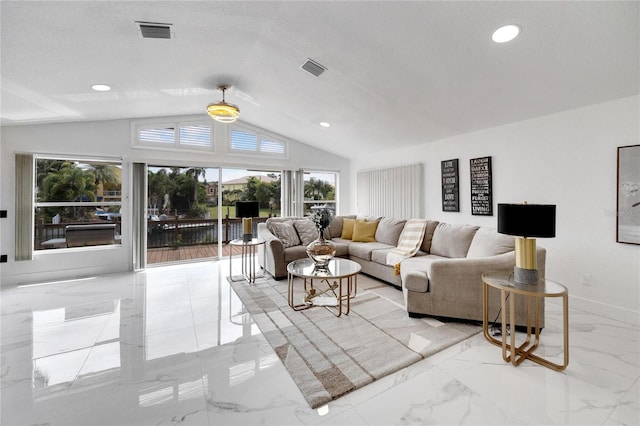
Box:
[229,274,481,408]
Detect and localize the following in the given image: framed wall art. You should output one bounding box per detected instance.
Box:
[617,144,640,245]
[470,156,492,216]
[441,159,459,212]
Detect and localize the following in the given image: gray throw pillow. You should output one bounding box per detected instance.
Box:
[270,220,301,248]
[294,219,319,245]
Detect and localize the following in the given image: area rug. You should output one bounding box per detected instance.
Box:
[228,274,481,408]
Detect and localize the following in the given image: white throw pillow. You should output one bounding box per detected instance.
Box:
[270,220,301,248]
[294,219,319,245]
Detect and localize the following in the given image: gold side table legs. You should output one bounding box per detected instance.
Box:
[483,280,569,371]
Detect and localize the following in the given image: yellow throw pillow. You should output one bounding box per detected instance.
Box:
[352,220,379,242]
[341,218,355,240]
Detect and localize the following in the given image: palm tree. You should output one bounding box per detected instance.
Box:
[186,167,206,207]
[88,164,120,187]
[41,163,97,219]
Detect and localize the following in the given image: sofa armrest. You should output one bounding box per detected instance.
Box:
[427,251,516,287]
[257,222,287,279]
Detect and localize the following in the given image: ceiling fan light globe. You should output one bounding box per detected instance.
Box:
[207,102,240,123]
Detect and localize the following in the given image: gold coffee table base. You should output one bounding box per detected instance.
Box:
[287,258,360,317]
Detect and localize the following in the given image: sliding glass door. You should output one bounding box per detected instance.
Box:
[146,166,281,265]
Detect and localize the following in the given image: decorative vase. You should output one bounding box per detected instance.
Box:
[306,232,336,269]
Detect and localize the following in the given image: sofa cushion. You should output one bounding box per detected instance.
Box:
[371,247,394,264]
[430,223,479,258]
[419,220,440,253]
[352,219,379,242]
[283,245,309,262]
[327,215,356,239]
[374,217,407,246]
[341,218,355,239]
[466,227,515,258]
[349,242,395,261]
[270,220,301,248]
[294,219,318,245]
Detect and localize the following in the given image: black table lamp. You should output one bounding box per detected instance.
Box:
[498,203,556,284]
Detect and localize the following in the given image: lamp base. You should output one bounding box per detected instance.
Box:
[243,234,253,243]
[514,266,538,284]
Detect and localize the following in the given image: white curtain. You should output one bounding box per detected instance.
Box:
[280,169,305,217]
[132,162,147,270]
[357,163,423,218]
[15,153,34,261]
[281,170,293,217]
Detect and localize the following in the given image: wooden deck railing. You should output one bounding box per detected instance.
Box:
[36,216,269,250]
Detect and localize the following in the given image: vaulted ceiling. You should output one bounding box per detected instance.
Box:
[1,1,638,159]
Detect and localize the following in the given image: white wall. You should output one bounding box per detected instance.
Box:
[0,116,351,286]
[350,96,640,325]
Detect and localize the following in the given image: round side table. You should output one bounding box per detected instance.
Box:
[482,272,569,371]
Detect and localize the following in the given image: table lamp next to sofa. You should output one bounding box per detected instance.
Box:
[498,203,556,284]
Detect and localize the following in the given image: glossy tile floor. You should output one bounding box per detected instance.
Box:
[1,260,638,425]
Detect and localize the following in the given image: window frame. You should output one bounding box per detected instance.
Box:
[131,118,214,152]
[301,170,338,215]
[227,122,288,158]
[33,155,124,252]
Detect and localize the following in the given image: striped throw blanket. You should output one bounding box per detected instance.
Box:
[386,219,428,275]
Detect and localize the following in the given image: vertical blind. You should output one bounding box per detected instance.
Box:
[132,163,147,270]
[15,153,34,261]
[357,163,423,218]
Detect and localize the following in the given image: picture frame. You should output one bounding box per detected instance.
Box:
[470,156,492,216]
[617,144,640,245]
[441,159,459,212]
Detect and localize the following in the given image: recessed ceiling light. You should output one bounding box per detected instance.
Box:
[91,84,112,92]
[492,25,520,43]
[320,122,331,128]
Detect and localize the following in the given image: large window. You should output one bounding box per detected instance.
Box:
[34,157,123,250]
[302,171,337,214]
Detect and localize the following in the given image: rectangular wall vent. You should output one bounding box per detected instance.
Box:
[136,21,173,39]
[301,59,327,77]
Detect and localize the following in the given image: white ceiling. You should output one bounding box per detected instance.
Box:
[1,1,638,159]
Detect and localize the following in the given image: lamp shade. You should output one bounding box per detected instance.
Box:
[498,203,556,238]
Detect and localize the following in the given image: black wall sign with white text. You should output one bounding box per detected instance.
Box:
[470,156,493,216]
[441,159,459,212]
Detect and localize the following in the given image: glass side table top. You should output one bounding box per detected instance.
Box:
[482,272,567,297]
[228,238,265,246]
[287,258,361,279]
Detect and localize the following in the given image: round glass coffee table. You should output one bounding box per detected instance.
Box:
[287,258,361,317]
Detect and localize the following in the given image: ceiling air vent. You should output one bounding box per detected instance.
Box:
[136,21,173,39]
[301,59,327,77]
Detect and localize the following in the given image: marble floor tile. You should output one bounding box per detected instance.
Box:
[1,260,639,425]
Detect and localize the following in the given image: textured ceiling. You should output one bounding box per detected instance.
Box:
[1,1,638,159]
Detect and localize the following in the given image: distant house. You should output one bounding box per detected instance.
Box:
[222,175,277,192]
[205,182,218,203]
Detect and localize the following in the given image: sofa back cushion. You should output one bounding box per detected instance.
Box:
[374,217,407,246]
[419,220,440,253]
[430,223,479,258]
[268,220,301,248]
[328,215,356,239]
[466,227,515,258]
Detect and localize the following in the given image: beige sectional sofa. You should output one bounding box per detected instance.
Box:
[257,215,545,326]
